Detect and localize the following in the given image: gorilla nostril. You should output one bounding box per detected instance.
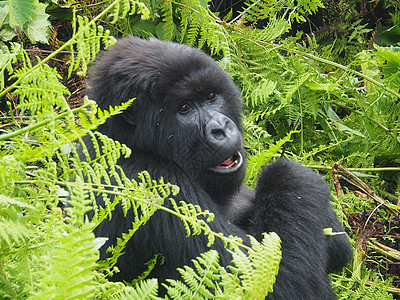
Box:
[211,128,226,140]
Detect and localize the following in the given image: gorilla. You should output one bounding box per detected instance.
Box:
[86,37,352,299]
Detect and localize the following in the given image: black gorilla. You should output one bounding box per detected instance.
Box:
[87,37,352,299]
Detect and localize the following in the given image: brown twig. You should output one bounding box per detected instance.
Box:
[331,162,343,201]
[368,239,400,261]
[332,162,400,220]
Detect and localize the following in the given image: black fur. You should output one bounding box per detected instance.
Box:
[86,37,352,299]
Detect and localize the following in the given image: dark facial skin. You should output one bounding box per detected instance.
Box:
[166,79,243,173]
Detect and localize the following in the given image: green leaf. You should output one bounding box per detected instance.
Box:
[0,27,16,41]
[24,2,50,43]
[133,19,156,35]
[8,0,34,27]
[0,3,9,26]
[336,123,366,138]
[376,24,400,46]
[375,45,400,86]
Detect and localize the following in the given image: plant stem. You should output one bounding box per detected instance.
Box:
[300,51,400,99]
[310,165,400,172]
[0,102,91,142]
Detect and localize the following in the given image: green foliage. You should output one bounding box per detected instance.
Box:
[0,51,138,297]
[68,12,115,77]
[239,0,323,24]
[332,269,395,300]
[0,0,50,43]
[0,3,284,298]
[1,0,400,297]
[165,234,281,299]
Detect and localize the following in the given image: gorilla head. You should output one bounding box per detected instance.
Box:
[89,37,245,203]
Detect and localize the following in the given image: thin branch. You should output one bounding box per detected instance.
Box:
[24,49,78,55]
[312,164,400,172]
[332,162,400,220]
[0,102,91,142]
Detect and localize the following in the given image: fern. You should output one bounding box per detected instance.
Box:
[0,41,210,297]
[332,268,395,300]
[92,278,160,299]
[165,250,221,298]
[108,0,150,24]
[12,63,70,115]
[68,13,115,77]
[240,0,283,23]
[0,43,23,90]
[164,233,281,299]
[127,278,160,299]
[160,0,176,41]
[230,234,281,298]
[29,226,98,300]
[95,172,180,271]
[0,196,34,250]
[245,131,295,188]
[170,199,215,246]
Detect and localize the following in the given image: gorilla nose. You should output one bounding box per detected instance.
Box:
[206,115,241,149]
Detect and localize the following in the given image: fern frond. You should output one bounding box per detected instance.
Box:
[0,217,32,249]
[164,233,281,299]
[29,226,98,300]
[129,278,159,299]
[231,234,281,298]
[166,0,231,56]
[109,0,151,24]
[169,198,215,246]
[0,43,23,90]
[242,76,278,108]
[254,17,291,42]
[160,1,175,40]
[165,250,220,298]
[12,63,70,115]
[92,172,180,271]
[68,12,115,77]
[240,0,284,23]
[245,131,295,188]
[0,195,34,251]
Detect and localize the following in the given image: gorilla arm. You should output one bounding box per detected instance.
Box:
[249,159,352,300]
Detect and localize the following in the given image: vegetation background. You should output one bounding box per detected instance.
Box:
[0,0,399,299]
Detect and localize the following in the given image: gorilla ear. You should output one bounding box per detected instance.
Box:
[122,112,136,126]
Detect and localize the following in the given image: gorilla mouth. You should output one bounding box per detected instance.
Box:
[210,151,243,174]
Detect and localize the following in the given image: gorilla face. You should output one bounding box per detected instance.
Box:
[90,37,246,199]
[160,68,244,176]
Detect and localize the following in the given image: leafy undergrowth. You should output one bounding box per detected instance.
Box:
[0,0,399,299]
[330,163,400,298]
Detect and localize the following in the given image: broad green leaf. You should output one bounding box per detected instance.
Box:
[132,19,156,35]
[375,45,400,85]
[8,0,34,27]
[0,27,16,41]
[376,24,400,46]
[24,2,50,43]
[336,123,366,138]
[0,3,9,26]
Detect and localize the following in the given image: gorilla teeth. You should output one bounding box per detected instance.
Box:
[218,156,236,168]
[211,152,243,174]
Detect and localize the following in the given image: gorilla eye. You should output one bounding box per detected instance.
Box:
[207,91,216,100]
[179,103,192,113]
